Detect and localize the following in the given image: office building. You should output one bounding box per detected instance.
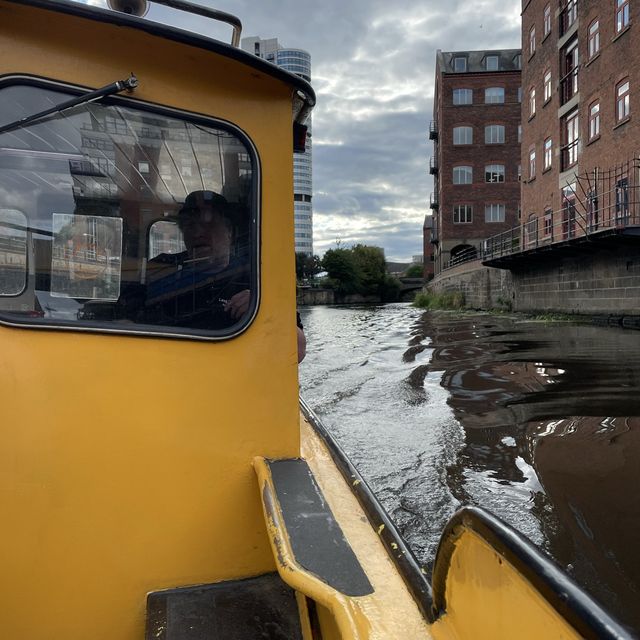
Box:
[242,36,313,255]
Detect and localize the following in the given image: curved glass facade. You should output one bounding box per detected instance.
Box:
[242,37,313,254]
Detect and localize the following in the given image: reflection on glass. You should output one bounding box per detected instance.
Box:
[0,209,27,296]
[0,83,256,335]
[51,213,122,300]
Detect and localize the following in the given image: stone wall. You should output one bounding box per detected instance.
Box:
[297,288,334,306]
[429,259,514,310]
[429,247,640,316]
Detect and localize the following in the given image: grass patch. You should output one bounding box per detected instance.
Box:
[413,290,465,310]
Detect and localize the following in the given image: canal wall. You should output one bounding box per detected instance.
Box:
[430,246,640,317]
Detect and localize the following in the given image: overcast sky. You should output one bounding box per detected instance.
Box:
[81,0,521,261]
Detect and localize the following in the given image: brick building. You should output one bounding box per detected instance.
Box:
[505,0,638,254]
[429,49,522,276]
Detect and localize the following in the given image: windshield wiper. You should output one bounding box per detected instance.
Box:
[0,75,138,136]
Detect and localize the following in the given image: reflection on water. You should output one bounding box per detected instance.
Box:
[299,304,640,633]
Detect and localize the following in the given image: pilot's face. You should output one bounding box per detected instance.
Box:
[179,205,232,266]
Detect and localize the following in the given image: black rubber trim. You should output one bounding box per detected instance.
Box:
[3,0,315,112]
[267,458,373,597]
[432,506,634,640]
[299,397,435,620]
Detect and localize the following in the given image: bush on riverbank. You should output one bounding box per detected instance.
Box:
[413,290,465,310]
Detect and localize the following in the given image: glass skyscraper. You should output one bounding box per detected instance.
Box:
[241,36,313,255]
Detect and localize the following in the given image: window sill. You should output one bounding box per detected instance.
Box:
[614,117,631,130]
[527,176,537,183]
[543,98,552,108]
[585,52,601,68]
[528,114,536,122]
[542,31,551,43]
[613,24,631,43]
[528,51,536,61]
[542,166,552,174]
[586,134,600,146]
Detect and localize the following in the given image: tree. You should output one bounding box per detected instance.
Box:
[295,252,323,282]
[351,244,387,296]
[322,248,363,294]
[404,264,424,278]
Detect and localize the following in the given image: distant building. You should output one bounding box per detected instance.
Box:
[429,48,522,276]
[423,216,434,279]
[509,0,639,257]
[242,36,313,255]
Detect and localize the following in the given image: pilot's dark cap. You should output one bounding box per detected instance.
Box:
[179,190,228,216]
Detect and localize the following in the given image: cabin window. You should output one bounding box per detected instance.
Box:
[0,81,258,338]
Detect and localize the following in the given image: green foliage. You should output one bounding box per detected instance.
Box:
[322,247,363,294]
[413,290,465,310]
[321,244,401,299]
[404,264,424,278]
[295,252,323,282]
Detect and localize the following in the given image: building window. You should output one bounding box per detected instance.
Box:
[544,138,552,170]
[137,161,150,174]
[560,40,579,104]
[518,124,522,142]
[529,26,536,56]
[544,71,552,103]
[561,110,579,169]
[453,126,473,145]
[615,178,629,222]
[588,20,600,58]
[485,87,505,104]
[589,101,600,139]
[485,164,505,183]
[517,86,522,102]
[543,209,553,237]
[453,56,467,72]
[485,55,499,71]
[616,0,630,33]
[485,204,505,222]
[453,88,473,105]
[453,205,472,224]
[514,54,522,69]
[566,0,577,29]
[529,87,536,117]
[544,4,551,36]
[485,125,505,144]
[616,79,630,122]
[453,165,473,184]
[529,147,536,179]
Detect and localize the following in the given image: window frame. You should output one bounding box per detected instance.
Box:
[452,88,473,105]
[529,25,536,56]
[544,4,552,36]
[616,78,630,122]
[485,164,505,183]
[529,86,536,117]
[485,55,500,71]
[589,100,600,140]
[484,203,506,223]
[616,0,630,34]
[543,71,552,103]
[543,137,552,170]
[0,76,262,341]
[588,19,600,58]
[484,87,505,104]
[453,165,473,185]
[453,125,473,145]
[453,204,473,224]
[484,124,505,144]
[529,146,536,180]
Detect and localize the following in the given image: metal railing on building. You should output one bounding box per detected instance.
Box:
[430,192,439,210]
[429,156,438,175]
[559,67,579,105]
[483,159,640,263]
[429,121,438,140]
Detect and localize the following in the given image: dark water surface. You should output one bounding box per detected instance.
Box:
[299,304,640,633]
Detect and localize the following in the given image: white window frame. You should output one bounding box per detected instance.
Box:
[453,165,473,185]
[453,88,473,105]
[453,126,473,145]
[485,164,505,183]
[485,87,505,104]
[485,204,505,222]
[485,125,505,144]
[453,205,473,224]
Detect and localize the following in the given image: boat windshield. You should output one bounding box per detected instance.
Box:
[0,81,257,338]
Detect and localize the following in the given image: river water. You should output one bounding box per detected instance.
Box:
[298,304,640,633]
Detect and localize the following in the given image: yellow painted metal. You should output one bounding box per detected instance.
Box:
[257,418,434,639]
[430,530,582,640]
[0,2,301,638]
